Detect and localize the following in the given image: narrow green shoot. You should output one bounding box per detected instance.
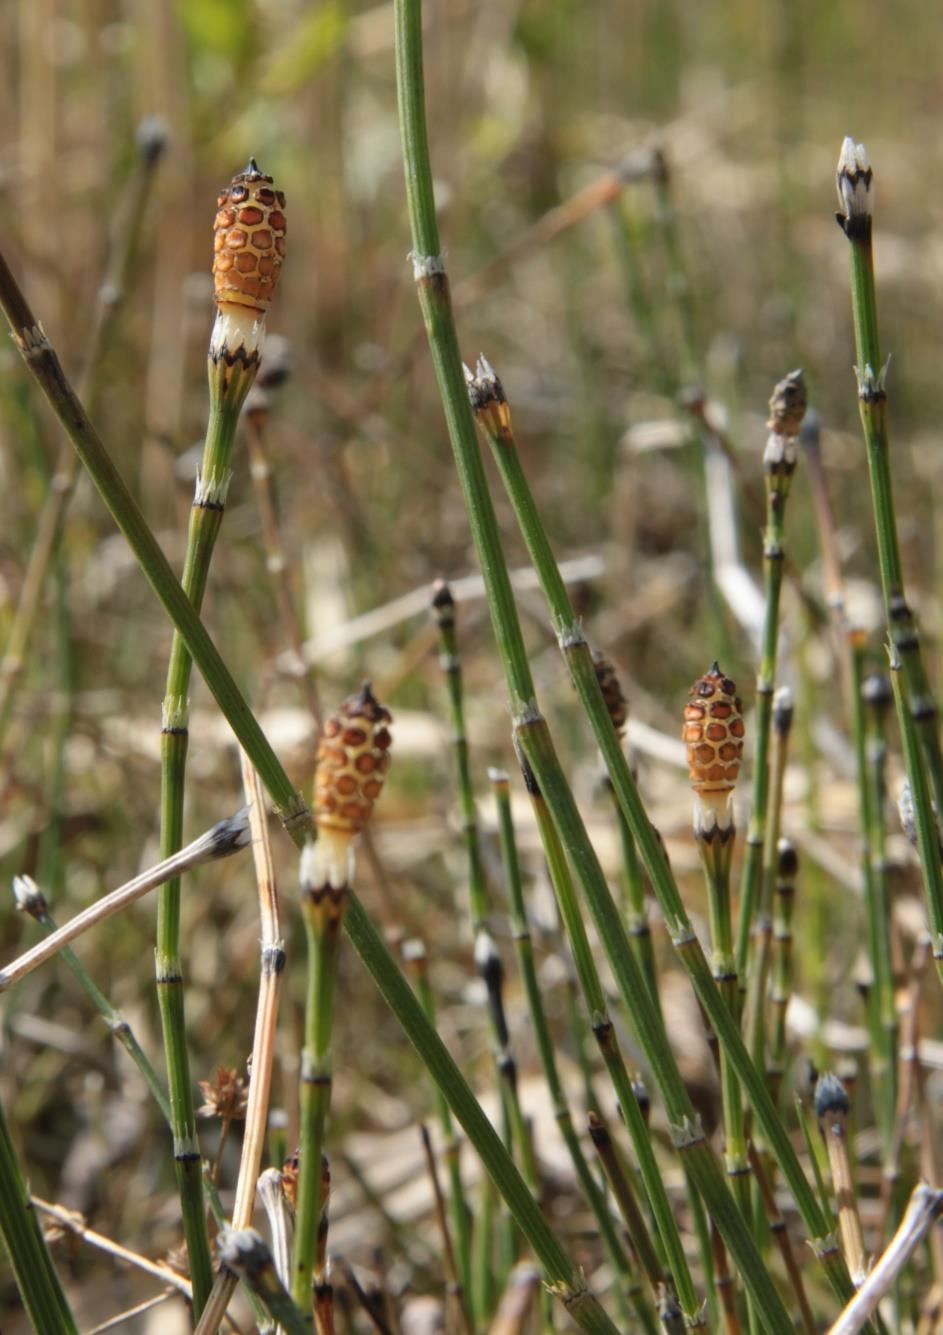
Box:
[836,138,943,834]
[0,1097,78,1334]
[736,371,804,977]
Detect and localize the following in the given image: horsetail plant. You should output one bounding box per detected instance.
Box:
[459,356,848,1308]
[855,661,898,1146]
[490,768,655,1334]
[293,684,393,1311]
[0,239,623,1335]
[836,138,943,851]
[735,369,804,979]
[683,664,750,1218]
[154,158,287,1312]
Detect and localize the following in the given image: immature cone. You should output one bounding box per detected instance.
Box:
[306,683,393,891]
[213,159,286,312]
[210,159,286,371]
[763,369,804,507]
[683,663,744,835]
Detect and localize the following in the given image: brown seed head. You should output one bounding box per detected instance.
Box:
[197,1065,249,1121]
[767,368,807,437]
[591,650,628,736]
[682,663,744,802]
[314,682,393,841]
[213,158,286,313]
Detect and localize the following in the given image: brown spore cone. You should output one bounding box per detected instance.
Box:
[682,662,744,801]
[213,158,286,312]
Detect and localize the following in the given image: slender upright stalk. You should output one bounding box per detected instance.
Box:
[0,231,620,1335]
[459,361,847,1306]
[156,160,286,1312]
[849,634,884,1066]
[736,373,804,977]
[836,138,943,829]
[293,686,393,1311]
[861,670,898,1144]
[745,688,793,1075]
[685,667,750,1222]
[490,769,654,1333]
[0,1097,78,1334]
[768,840,798,1101]
[0,118,167,760]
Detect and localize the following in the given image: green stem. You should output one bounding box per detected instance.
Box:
[841,197,943,840]
[0,1097,78,1333]
[156,344,259,1317]
[735,492,785,980]
[768,843,797,1102]
[293,878,344,1312]
[862,673,898,1148]
[697,823,750,1226]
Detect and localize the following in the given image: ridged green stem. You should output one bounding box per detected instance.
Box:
[744,707,791,1078]
[768,853,797,1102]
[841,201,943,846]
[157,354,259,1315]
[698,823,750,1227]
[491,772,655,1334]
[0,251,613,1335]
[0,1097,78,1333]
[862,678,898,1148]
[736,480,787,980]
[293,884,344,1312]
[850,637,885,1065]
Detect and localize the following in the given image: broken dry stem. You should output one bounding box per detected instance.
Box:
[194,759,286,1335]
[1,812,250,993]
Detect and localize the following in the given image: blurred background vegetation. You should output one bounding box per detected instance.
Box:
[2,0,943,1329]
